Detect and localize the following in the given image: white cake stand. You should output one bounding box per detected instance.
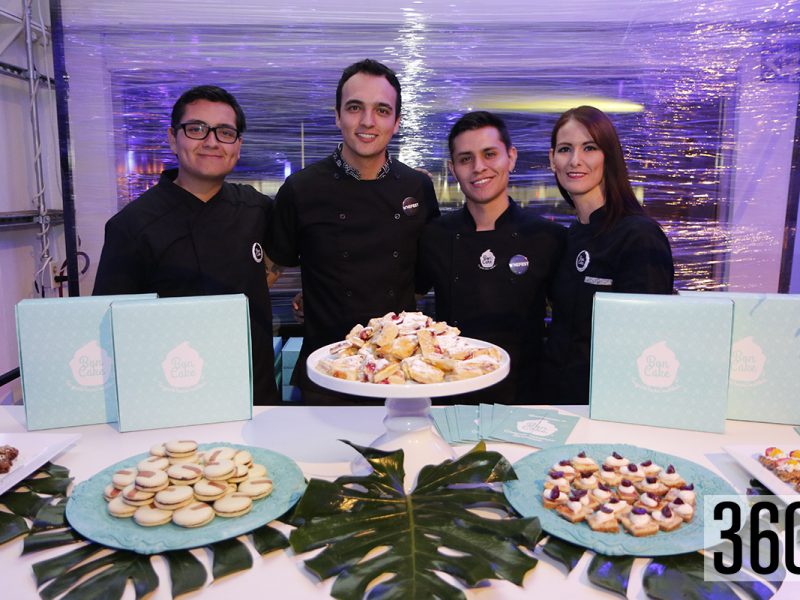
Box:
[306,339,510,491]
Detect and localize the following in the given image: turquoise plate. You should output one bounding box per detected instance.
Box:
[504,443,743,556]
[66,443,306,554]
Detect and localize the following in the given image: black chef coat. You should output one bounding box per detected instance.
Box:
[540,205,674,404]
[416,200,565,404]
[267,154,439,401]
[93,169,279,405]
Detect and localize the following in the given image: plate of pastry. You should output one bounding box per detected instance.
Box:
[66,441,306,554]
[723,445,800,500]
[0,432,80,496]
[504,443,744,556]
[307,311,510,398]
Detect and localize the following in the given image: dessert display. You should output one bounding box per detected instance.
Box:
[0,444,20,474]
[542,450,695,538]
[102,440,273,528]
[314,311,502,384]
[757,446,800,489]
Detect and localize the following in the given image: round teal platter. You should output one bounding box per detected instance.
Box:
[66,442,306,554]
[504,443,744,556]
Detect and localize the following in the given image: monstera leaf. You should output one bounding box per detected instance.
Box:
[0,463,289,600]
[289,441,542,600]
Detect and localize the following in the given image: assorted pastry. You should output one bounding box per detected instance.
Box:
[0,444,20,474]
[757,447,800,488]
[542,450,696,537]
[315,311,502,384]
[103,440,273,528]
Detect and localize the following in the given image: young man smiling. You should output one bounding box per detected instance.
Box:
[93,85,279,405]
[267,59,439,403]
[416,111,565,404]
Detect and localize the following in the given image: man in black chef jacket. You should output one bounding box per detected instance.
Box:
[93,85,279,405]
[416,111,565,404]
[266,59,439,403]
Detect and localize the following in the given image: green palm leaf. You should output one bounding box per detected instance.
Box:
[290,441,542,600]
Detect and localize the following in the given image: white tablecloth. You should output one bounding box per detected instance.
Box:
[1,404,799,599]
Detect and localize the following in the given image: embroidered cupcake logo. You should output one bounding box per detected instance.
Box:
[636,341,679,389]
[69,340,112,388]
[162,342,204,389]
[729,336,765,383]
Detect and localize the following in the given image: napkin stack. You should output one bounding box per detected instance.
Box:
[430,404,579,448]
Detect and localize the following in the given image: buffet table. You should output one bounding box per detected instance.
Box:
[2,404,800,599]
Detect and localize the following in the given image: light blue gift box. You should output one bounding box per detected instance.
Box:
[682,291,800,425]
[110,294,252,432]
[15,294,156,430]
[589,293,733,433]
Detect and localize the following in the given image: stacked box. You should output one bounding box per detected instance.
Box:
[281,337,303,402]
[111,294,252,431]
[682,291,800,424]
[15,294,156,430]
[273,337,283,388]
[589,292,732,433]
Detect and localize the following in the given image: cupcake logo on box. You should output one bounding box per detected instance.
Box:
[636,341,680,389]
[730,336,765,384]
[161,342,204,389]
[68,340,112,388]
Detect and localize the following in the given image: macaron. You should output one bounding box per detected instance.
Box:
[173,502,216,528]
[164,440,198,458]
[205,447,236,464]
[227,464,250,484]
[104,483,123,502]
[111,468,138,489]
[133,505,173,527]
[193,479,229,502]
[135,469,169,493]
[167,463,203,486]
[213,492,253,518]
[237,478,273,500]
[233,450,253,467]
[137,455,170,471]
[149,443,167,457]
[247,464,268,479]
[120,483,155,506]
[154,485,194,511]
[203,459,236,482]
[168,453,200,465]
[107,496,137,518]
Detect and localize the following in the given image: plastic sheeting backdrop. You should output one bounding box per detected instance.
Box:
[61,2,800,292]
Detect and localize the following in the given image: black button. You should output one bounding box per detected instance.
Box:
[392,250,399,258]
[342,251,349,258]
[334,173,341,180]
[454,275,459,282]
[394,213,401,220]
[512,232,519,238]
[388,289,395,297]
[453,320,459,326]
[455,233,461,240]
[339,213,346,220]
[345,290,353,297]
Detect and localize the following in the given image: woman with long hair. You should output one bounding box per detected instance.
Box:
[539,105,674,404]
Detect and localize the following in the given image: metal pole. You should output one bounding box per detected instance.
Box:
[23,0,50,296]
[49,0,79,296]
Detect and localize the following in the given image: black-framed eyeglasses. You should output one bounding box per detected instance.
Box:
[176,121,240,144]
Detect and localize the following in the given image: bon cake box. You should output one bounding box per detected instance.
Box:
[681,291,800,424]
[589,293,733,433]
[15,294,156,430]
[110,294,252,432]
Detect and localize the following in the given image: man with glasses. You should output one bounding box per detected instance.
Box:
[266,59,439,403]
[94,85,279,404]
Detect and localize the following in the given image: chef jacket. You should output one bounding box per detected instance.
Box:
[267,154,439,396]
[416,200,566,404]
[93,169,279,405]
[540,205,674,405]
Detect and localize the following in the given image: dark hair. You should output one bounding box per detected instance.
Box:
[170,85,246,133]
[448,111,513,156]
[335,59,401,119]
[550,105,642,226]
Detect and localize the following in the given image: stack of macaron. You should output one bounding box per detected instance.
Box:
[542,450,696,537]
[104,440,274,528]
